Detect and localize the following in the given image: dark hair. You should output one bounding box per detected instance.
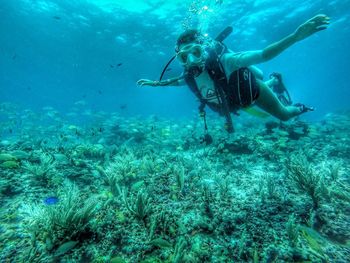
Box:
[176,29,201,49]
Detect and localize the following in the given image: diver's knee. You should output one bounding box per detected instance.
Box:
[275,112,292,121]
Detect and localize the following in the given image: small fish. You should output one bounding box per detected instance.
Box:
[117,63,123,67]
[98,90,102,95]
[9,129,12,134]
[44,196,59,205]
[99,127,103,132]
[166,68,172,72]
[120,104,127,110]
[12,54,17,60]
[110,64,114,68]
[53,16,61,20]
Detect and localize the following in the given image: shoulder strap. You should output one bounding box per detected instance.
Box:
[206,43,235,133]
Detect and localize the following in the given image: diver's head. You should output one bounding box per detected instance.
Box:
[175,29,208,76]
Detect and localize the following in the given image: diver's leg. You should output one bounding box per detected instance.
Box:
[265,78,276,88]
[255,80,302,121]
[249,66,264,80]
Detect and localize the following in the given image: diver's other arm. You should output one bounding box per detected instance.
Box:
[262,14,330,61]
[137,77,184,87]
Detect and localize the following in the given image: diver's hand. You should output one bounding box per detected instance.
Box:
[293,14,330,42]
[137,79,159,87]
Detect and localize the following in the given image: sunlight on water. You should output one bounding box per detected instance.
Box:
[88,0,187,13]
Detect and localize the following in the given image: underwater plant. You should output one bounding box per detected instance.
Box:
[286,214,300,247]
[105,152,140,185]
[74,143,106,159]
[265,173,278,199]
[173,237,187,263]
[20,180,99,257]
[140,155,159,176]
[148,209,179,244]
[2,104,350,262]
[212,171,233,200]
[286,153,326,209]
[327,160,341,182]
[122,190,151,221]
[172,163,185,195]
[99,165,122,197]
[22,152,56,186]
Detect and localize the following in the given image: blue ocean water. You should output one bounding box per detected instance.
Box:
[1,2,350,262]
[1,0,349,119]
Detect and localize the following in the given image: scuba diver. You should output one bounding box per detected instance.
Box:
[137,14,330,134]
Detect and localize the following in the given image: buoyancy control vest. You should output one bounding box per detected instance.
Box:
[184,42,259,133]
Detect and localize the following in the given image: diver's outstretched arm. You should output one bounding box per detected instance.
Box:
[262,14,330,61]
[137,76,184,87]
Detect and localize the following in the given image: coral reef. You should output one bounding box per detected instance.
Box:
[0,103,349,262]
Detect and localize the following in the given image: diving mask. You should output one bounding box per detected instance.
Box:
[176,44,206,66]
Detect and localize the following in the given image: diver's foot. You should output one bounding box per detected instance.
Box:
[294,103,315,113]
[270,72,282,82]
